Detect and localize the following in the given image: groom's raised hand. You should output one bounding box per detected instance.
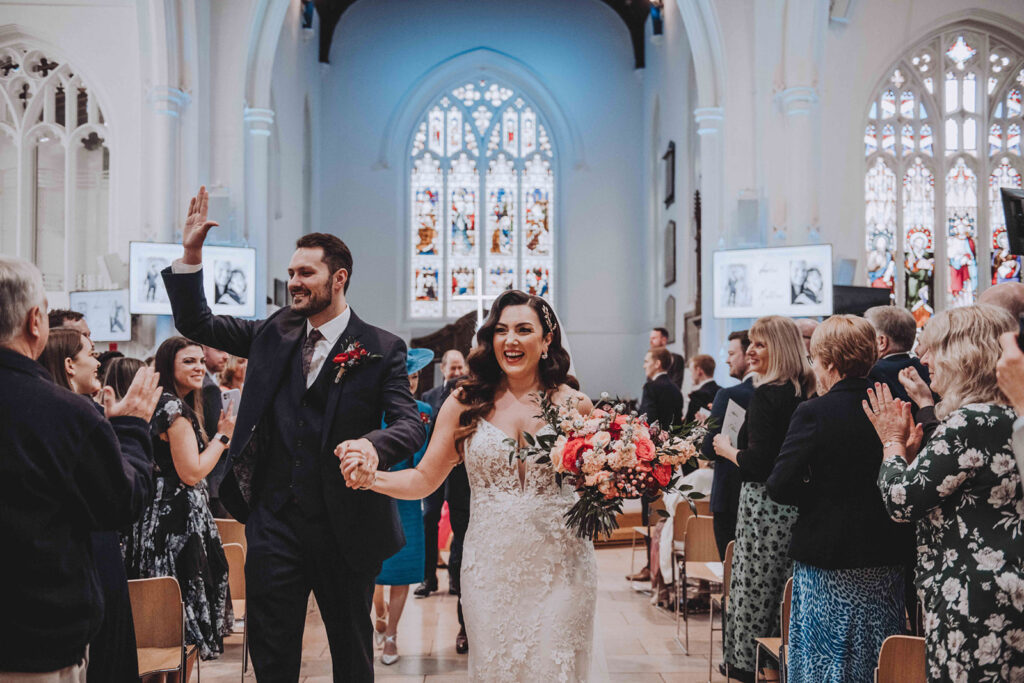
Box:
[335,439,379,489]
[182,186,220,266]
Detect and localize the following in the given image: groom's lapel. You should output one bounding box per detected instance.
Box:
[320,311,371,451]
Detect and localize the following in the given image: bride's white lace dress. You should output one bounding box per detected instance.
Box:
[461,420,598,682]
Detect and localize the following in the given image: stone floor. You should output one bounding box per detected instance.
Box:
[195,547,735,682]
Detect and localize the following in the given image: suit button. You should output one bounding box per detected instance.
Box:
[294,460,301,467]
[298,420,305,427]
[297,439,303,447]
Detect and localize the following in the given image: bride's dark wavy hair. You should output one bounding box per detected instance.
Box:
[453,290,570,457]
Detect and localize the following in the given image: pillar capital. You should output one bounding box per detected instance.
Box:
[148,86,190,117]
[244,107,275,137]
[777,86,819,116]
[693,107,724,136]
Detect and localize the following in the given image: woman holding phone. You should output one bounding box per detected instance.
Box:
[123,336,236,659]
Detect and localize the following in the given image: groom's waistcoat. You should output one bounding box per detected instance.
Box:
[262,341,333,517]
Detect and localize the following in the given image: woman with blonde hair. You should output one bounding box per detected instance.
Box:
[768,316,914,682]
[713,315,813,681]
[870,305,1024,682]
[218,355,247,391]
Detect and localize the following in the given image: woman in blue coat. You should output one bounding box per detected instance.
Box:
[374,347,434,665]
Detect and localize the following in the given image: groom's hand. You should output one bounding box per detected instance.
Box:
[335,438,379,489]
[182,186,219,265]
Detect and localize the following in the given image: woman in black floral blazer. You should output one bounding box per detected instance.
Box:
[870,305,1024,683]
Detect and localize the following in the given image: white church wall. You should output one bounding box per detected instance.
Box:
[316,0,646,397]
[817,0,1024,286]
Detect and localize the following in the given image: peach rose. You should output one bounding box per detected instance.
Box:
[561,438,587,473]
[635,437,656,462]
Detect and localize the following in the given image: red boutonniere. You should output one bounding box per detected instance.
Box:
[332,338,382,384]
[419,411,431,424]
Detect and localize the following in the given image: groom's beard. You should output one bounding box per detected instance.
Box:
[291,281,333,318]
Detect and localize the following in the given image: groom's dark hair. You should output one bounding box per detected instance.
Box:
[296,233,353,293]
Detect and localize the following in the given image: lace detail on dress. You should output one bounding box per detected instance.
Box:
[460,420,598,682]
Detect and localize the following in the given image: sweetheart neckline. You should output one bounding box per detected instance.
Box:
[479,418,554,445]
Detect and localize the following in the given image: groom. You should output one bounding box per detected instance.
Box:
[162,187,425,681]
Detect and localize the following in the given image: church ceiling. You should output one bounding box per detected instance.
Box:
[310,0,660,69]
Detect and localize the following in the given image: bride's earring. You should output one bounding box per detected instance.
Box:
[542,349,549,359]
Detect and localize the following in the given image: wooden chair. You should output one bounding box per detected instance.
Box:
[708,540,734,682]
[127,576,199,683]
[628,495,667,583]
[875,635,926,683]
[223,542,249,678]
[672,515,721,652]
[754,576,792,683]
[214,518,246,554]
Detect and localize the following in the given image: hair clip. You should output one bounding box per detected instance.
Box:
[541,304,556,332]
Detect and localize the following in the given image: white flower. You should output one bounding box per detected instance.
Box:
[943,549,958,567]
[937,473,968,497]
[996,572,1024,611]
[947,660,967,683]
[989,480,1018,507]
[957,449,984,469]
[947,630,966,652]
[976,633,1001,665]
[923,611,940,633]
[986,614,1008,632]
[1005,629,1024,652]
[1009,666,1024,683]
[991,453,1016,475]
[889,484,907,505]
[973,548,1006,572]
[931,439,951,455]
[941,577,962,602]
[946,412,968,428]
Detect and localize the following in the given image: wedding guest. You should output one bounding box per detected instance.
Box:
[374,348,435,665]
[0,256,157,681]
[713,315,813,683]
[768,315,914,682]
[96,349,125,384]
[38,327,102,396]
[794,318,818,355]
[219,355,247,391]
[978,280,1024,318]
[123,336,235,659]
[103,357,146,397]
[416,349,466,599]
[201,345,230,515]
[629,346,684,583]
[48,308,91,339]
[683,354,720,424]
[865,305,931,406]
[872,305,1024,682]
[650,327,685,388]
[702,330,756,558]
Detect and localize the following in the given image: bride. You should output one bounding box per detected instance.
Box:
[341,290,598,682]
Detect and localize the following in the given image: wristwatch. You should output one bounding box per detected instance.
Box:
[215,433,230,446]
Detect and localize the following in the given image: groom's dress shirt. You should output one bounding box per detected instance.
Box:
[305,307,350,387]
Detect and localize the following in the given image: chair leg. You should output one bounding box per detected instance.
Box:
[242,611,249,678]
[755,645,762,683]
[708,600,714,683]
[630,532,636,577]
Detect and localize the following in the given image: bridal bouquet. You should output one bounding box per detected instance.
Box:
[511,394,708,540]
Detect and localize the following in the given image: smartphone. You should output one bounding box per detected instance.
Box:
[221,388,241,417]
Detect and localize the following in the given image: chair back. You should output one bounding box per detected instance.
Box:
[693,498,711,516]
[223,542,245,601]
[876,635,926,683]
[215,517,246,552]
[683,515,720,562]
[127,577,183,649]
[672,499,698,541]
[781,577,793,644]
[723,540,735,598]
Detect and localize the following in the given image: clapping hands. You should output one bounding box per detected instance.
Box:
[862,382,923,463]
[898,366,934,408]
[335,438,379,489]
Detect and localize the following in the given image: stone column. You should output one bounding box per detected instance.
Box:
[147,86,190,241]
[244,106,274,318]
[694,107,730,367]
[777,86,820,242]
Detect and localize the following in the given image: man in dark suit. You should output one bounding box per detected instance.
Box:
[865,305,931,407]
[649,327,685,388]
[684,354,721,424]
[415,349,466,599]
[162,188,424,682]
[201,345,230,516]
[628,346,685,582]
[0,256,159,680]
[702,330,756,558]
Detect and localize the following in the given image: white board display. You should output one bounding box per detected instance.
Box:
[712,244,834,319]
[129,242,257,317]
[69,289,131,342]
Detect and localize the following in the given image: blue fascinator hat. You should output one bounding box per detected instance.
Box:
[406,348,434,376]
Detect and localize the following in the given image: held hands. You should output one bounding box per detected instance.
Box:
[335,438,379,489]
[996,332,1024,416]
[102,367,162,422]
[182,186,219,265]
[898,366,934,408]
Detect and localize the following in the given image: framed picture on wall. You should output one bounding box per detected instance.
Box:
[130,242,257,316]
[69,289,131,342]
[711,244,834,319]
[662,141,675,208]
[664,220,676,286]
[665,294,676,344]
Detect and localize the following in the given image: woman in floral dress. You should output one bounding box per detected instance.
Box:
[872,306,1024,682]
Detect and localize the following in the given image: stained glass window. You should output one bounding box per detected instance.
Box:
[408,79,556,318]
[865,28,1024,320]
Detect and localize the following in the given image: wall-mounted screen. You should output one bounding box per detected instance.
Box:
[69,289,131,342]
[129,242,257,317]
[712,244,834,319]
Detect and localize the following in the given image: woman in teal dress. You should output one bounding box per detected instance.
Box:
[374,347,434,665]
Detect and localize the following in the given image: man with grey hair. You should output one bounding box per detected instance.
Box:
[0,256,160,681]
[979,281,1024,319]
[793,318,819,355]
[865,305,931,409]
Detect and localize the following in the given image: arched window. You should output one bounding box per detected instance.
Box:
[409,79,555,319]
[864,27,1024,326]
[0,44,109,292]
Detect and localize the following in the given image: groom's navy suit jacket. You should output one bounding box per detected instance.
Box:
[162,267,425,573]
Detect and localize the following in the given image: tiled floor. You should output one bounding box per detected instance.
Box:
[196,547,732,682]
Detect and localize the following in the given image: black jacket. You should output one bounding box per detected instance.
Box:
[685,380,721,424]
[162,266,425,573]
[421,382,447,415]
[735,383,805,483]
[0,347,153,673]
[868,353,933,409]
[702,377,756,514]
[639,374,684,430]
[767,377,914,569]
